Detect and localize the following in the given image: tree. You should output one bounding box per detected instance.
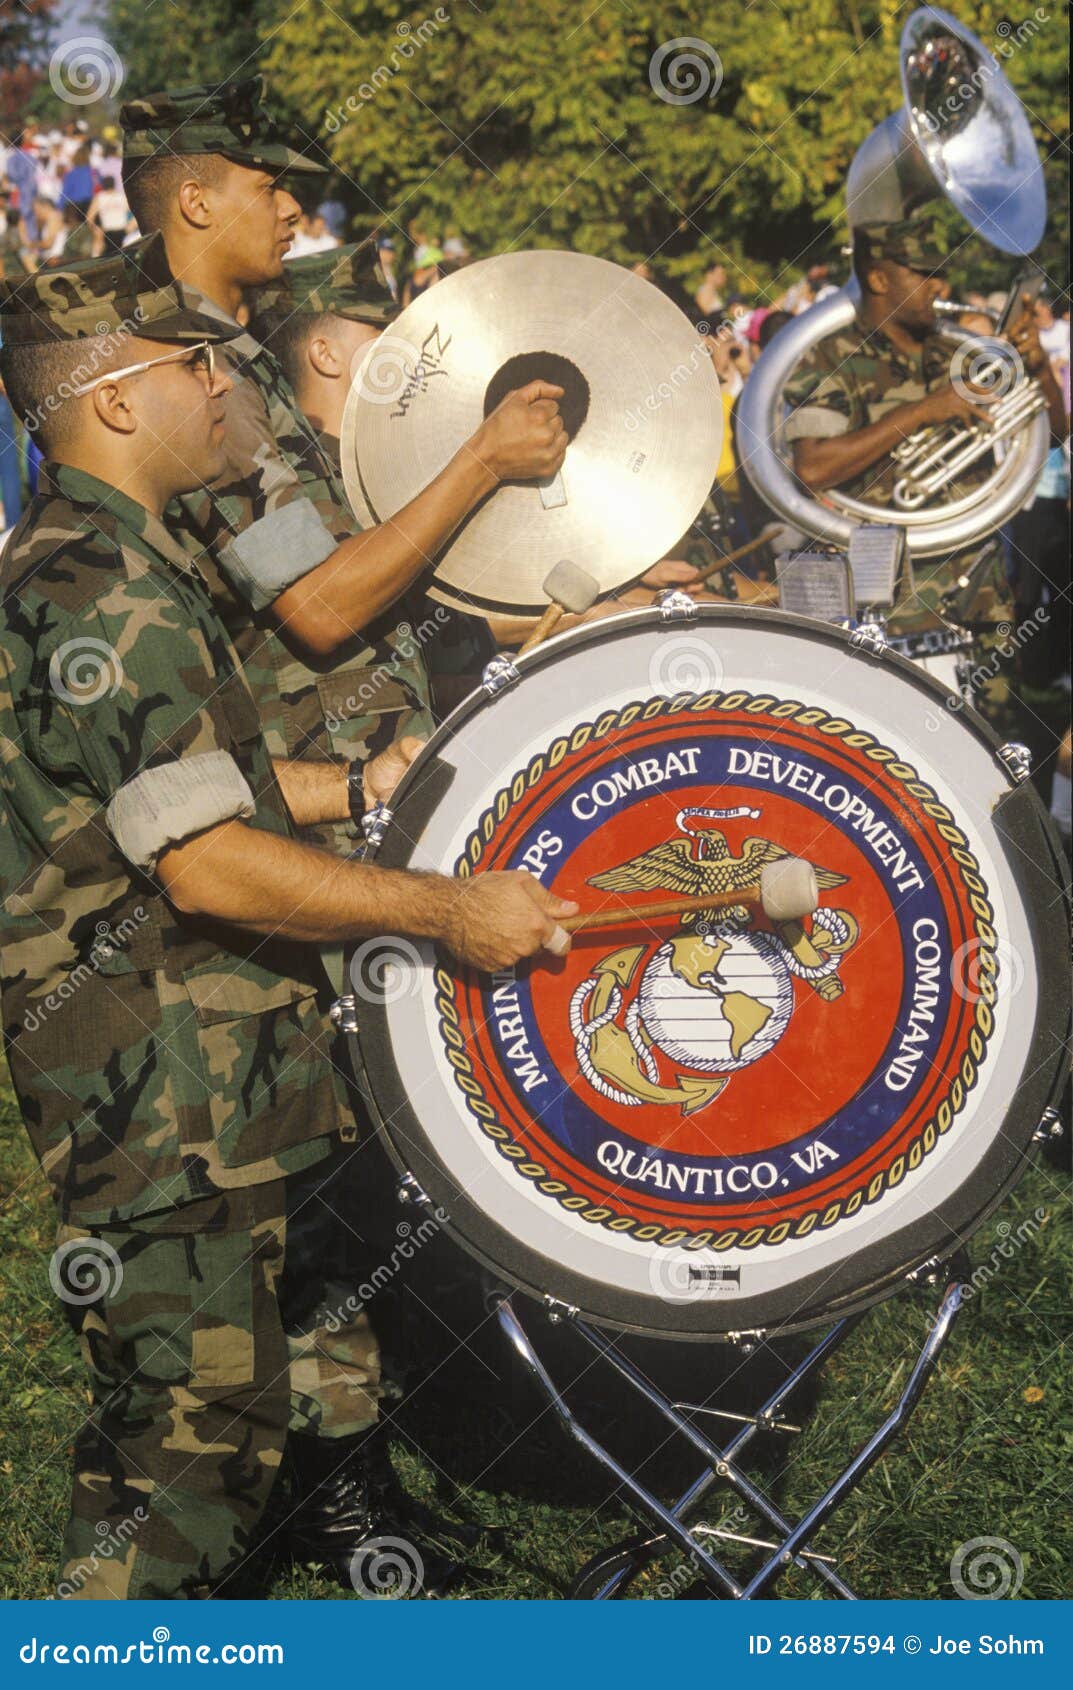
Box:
[0,0,56,137]
[101,0,278,101]
[264,0,1067,295]
[37,1,1066,297]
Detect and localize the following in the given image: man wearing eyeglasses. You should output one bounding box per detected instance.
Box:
[0,241,576,1599]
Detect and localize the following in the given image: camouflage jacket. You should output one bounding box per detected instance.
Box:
[782,317,1012,633]
[317,428,491,715]
[0,463,345,1226]
[166,291,434,848]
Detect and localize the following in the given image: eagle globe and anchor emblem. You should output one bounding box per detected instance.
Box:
[570,807,861,1112]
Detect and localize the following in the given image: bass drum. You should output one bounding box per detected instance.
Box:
[350,606,1069,1338]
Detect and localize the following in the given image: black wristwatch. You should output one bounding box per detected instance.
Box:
[346,760,366,827]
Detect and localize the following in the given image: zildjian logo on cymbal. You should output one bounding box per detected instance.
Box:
[391,325,453,420]
[570,807,859,1114]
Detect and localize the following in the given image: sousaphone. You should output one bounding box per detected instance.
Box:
[736,5,1051,559]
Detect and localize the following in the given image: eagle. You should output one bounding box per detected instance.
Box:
[588,832,846,920]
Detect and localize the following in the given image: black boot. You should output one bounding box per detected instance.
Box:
[286,1431,479,1595]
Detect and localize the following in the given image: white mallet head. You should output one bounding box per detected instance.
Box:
[760,857,819,923]
[543,559,600,615]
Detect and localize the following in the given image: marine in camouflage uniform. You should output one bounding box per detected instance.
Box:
[247,243,497,718]
[782,214,1016,729]
[0,248,380,1598]
[120,82,434,859]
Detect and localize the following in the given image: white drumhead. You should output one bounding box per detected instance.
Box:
[356,608,1067,1334]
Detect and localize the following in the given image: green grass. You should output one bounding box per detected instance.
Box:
[1,1066,1070,1601]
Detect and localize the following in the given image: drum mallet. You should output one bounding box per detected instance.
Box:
[518,560,601,655]
[563,856,819,934]
[693,525,780,585]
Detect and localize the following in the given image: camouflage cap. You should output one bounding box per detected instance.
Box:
[121,75,325,175]
[856,213,949,276]
[0,231,241,347]
[247,240,398,336]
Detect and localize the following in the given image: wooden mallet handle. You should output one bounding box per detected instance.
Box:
[518,602,565,654]
[561,858,819,934]
[563,887,761,933]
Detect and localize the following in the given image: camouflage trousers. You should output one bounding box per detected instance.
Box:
[55,1145,382,1600]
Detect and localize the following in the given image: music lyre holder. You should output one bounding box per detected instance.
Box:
[493,1253,971,1599]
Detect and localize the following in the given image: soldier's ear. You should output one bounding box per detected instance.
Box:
[91,381,137,436]
[306,333,340,379]
[868,261,891,298]
[176,174,214,231]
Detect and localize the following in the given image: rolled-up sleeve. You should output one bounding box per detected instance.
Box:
[219,498,338,611]
[106,751,254,871]
[782,362,856,446]
[200,358,361,610]
[46,580,267,875]
[782,404,851,444]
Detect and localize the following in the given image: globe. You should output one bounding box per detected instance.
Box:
[637,929,794,1075]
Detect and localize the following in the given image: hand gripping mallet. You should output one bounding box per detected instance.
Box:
[518,560,601,655]
[562,856,819,934]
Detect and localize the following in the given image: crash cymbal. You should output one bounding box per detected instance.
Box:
[339,377,377,530]
[339,251,722,618]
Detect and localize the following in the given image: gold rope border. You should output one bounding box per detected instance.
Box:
[437,690,997,1252]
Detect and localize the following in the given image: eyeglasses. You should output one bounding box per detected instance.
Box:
[69,341,216,398]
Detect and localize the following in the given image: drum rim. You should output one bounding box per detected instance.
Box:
[368,602,1013,764]
[353,605,1072,1338]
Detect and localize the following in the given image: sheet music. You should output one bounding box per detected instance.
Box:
[776,551,853,623]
